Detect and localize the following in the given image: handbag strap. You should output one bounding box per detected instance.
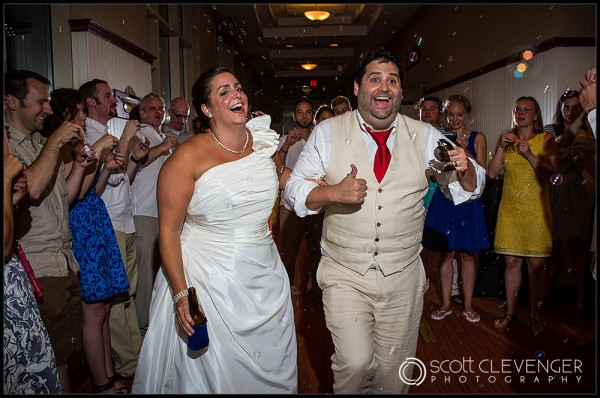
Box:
[15,242,44,301]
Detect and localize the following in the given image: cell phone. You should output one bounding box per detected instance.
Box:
[443,132,458,143]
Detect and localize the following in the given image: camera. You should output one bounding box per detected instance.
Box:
[433,139,456,171]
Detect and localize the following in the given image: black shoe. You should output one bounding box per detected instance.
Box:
[109,375,131,394]
[92,380,118,394]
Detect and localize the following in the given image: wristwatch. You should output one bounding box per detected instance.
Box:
[129,153,142,164]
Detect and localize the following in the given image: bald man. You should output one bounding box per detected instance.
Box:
[163,97,194,145]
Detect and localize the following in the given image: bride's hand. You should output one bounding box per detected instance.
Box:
[174,297,195,336]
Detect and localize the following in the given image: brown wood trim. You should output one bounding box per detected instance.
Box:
[68,18,156,64]
[425,36,596,95]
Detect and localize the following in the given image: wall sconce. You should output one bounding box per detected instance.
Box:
[301,63,318,71]
[114,89,140,120]
[304,10,331,22]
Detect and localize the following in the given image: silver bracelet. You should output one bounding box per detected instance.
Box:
[173,289,188,304]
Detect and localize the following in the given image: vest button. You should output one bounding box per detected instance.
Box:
[378,188,383,193]
[374,251,379,256]
[375,238,379,242]
[376,222,381,227]
[377,205,383,210]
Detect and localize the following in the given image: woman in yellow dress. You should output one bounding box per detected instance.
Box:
[488,96,558,335]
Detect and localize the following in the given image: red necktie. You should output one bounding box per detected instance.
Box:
[364,124,393,182]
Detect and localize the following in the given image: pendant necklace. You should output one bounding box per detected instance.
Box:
[211,128,249,156]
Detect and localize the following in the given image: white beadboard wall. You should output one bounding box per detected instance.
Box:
[426,47,596,159]
[71,32,152,138]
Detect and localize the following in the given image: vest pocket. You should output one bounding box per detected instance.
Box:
[323,225,351,248]
[399,230,423,249]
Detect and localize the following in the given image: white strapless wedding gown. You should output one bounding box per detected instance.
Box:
[132,117,297,394]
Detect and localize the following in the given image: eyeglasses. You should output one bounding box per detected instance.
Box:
[170,109,190,120]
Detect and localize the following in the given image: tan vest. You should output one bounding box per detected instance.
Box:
[321,111,428,276]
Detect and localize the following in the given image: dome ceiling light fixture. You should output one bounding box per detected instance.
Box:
[301,63,318,71]
[304,10,331,22]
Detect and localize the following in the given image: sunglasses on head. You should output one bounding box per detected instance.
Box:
[561,89,578,99]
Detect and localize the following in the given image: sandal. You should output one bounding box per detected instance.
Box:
[530,318,545,335]
[109,375,131,394]
[92,380,121,394]
[431,308,452,320]
[463,310,480,323]
[494,314,516,329]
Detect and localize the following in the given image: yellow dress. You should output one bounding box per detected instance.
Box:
[494,133,552,257]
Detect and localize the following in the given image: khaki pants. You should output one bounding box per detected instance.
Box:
[109,230,142,377]
[133,215,161,336]
[317,255,427,394]
[37,267,82,365]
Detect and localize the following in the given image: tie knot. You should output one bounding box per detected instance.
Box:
[364,124,393,146]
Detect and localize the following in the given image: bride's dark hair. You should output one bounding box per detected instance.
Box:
[191,67,234,132]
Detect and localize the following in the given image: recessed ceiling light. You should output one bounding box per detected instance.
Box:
[304,10,331,22]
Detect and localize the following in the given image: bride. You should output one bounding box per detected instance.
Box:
[132,67,297,393]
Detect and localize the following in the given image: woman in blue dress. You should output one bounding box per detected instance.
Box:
[44,88,131,394]
[423,95,489,323]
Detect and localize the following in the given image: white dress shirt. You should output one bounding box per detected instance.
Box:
[588,108,597,138]
[131,125,169,218]
[284,111,486,217]
[86,117,136,234]
[277,135,306,169]
[162,124,194,144]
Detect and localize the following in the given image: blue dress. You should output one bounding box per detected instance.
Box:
[69,179,130,303]
[422,132,489,254]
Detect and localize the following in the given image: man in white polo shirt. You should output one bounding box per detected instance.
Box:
[80,78,149,378]
[130,93,177,336]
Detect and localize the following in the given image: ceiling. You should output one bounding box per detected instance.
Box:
[213,4,423,84]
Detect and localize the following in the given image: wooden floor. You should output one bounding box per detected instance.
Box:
[291,253,596,394]
[73,240,596,394]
